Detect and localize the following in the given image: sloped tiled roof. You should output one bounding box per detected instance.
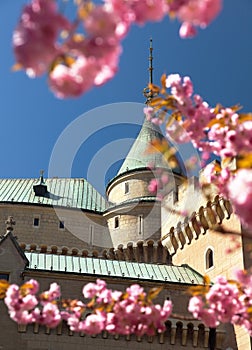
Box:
[0,178,107,212]
[116,118,183,178]
[25,252,204,285]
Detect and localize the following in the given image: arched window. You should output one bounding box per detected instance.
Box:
[206,248,214,269]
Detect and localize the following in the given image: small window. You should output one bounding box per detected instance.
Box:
[59,220,65,230]
[206,248,214,269]
[33,217,40,227]
[114,217,119,229]
[138,215,143,235]
[0,273,9,281]
[174,186,179,203]
[89,225,94,245]
[125,182,129,194]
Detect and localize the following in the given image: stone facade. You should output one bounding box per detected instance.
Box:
[0,204,111,253]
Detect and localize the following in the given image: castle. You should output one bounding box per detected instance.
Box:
[0,46,250,350]
[0,112,249,350]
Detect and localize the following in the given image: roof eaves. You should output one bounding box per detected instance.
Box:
[103,196,159,213]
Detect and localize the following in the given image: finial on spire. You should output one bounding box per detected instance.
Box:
[40,169,44,183]
[143,38,155,104]
[149,37,153,85]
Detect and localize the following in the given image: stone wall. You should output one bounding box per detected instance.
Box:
[105,202,161,247]
[107,170,183,205]
[107,170,155,204]
[0,204,111,253]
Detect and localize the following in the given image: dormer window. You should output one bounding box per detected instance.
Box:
[33,170,47,197]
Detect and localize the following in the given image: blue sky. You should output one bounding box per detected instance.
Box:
[0,0,252,194]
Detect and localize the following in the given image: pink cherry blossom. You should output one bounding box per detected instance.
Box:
[234,269,252,290]
[179,22,197,38]
[177,0,222,28]
[12,0,223,98]
[34,303,61,328]
[188,272,252,334]
[104,0,136,25]
[83,279,107,298]
[84,5,129,41]
[81,312,106,335]
[40,282,61,303]
[48,56,98,98]
[165,73,214,148]
[227,169,252,228]
[131,0,168,25]
[167,0,189,12]
[148,178,159,193]
[4,282,38,324]
[94,44,121,86]
[208,108,252,158]
[13,0,70,77]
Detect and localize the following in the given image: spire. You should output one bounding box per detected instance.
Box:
[149,37,153,85]
[143,38,154,104]
[116,118,183,177]
[115,38,183,178]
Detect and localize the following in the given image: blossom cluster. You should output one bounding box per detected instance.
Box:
[13,0,222,98]
[146,73,252,229]
[4,279,61,327]
[2,278,172,335]
[188,270,252,335]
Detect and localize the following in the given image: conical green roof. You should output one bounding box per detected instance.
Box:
[117,117,183,177]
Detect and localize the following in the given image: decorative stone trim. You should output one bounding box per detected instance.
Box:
[161,196,233,254]
[20,239,172,264]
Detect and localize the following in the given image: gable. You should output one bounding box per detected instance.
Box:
[0,232,28,282]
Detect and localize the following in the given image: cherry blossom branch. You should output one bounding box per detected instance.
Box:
[0,279,172,336]
[13,0,222,98]
[146,73,252,230]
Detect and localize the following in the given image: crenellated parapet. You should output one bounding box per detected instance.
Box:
[113,239,171,263]
[19,239,172,264]
[161,196,233,255]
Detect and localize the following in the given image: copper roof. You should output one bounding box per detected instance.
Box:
[25,252,204,285]
[0,178,107,212]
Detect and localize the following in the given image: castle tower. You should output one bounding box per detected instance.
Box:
[104,113,184,260]
[104,40,184,252]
